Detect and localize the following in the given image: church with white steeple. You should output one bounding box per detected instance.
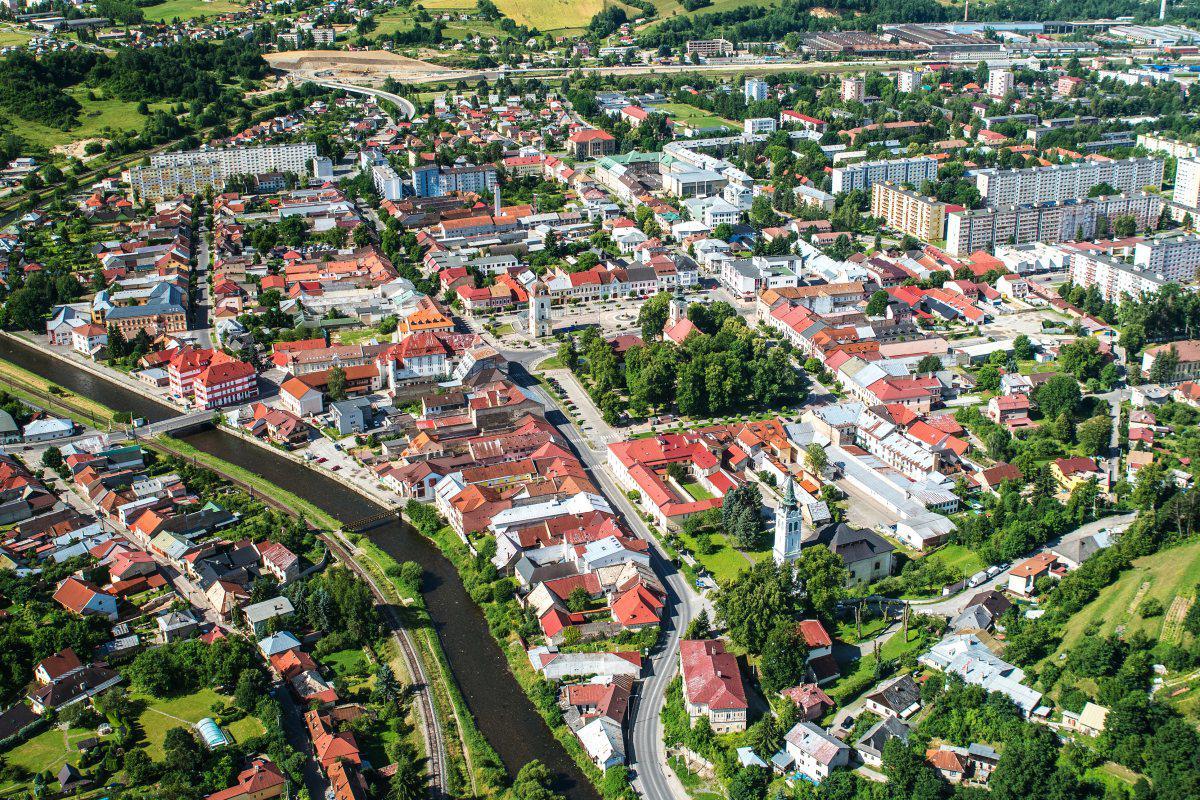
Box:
[772,478,805,564]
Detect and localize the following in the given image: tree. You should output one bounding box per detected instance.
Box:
[1150,345,1179,384]
[758,623,809,695]
[684,609,711,640]
[914,355,942,374]
[805,444,827,476]
[866,290,890,316]
[327,365,347,401]
[386,745,428,800]
[728,766,770,800]
[797,545,847,620]
[374,663,403,704]
[1076,415,1112,458]
[714,559,803,655]
[976,364,1001,392]
[566,586,591,613]
[1034,375,1082,420]
[638,292,673,341]
[1013,334,1035,360]
[40,447,63,470]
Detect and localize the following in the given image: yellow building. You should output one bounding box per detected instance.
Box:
[871,181,947,244]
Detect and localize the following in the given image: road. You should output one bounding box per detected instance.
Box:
[308,78,417,120]
[500,355,701,800]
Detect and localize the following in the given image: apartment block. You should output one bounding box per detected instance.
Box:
[372,164,404,201]
[412,164,498,198]
[1132,234,1200,283]
[897,70,919,93]
[744,77,769,102]
[840,76,865,103]
[130,142,319,202]
[1175,157,1200,209]
[1068,249,1168,304]
[831,155,937,195]
[974,157,1164,207]
[945,193,1164,256]
[871,182,947,243]
[1136,133,1200,160]
[987,69,1013,98]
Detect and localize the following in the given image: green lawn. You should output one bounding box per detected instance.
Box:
[650,102,737,131]
[678,479,715,501]
[135,688,231,761]
[0,27,34,48]
[0,726,96,789]
[322,647,370,679]
[928,543,984,576]
[494,0,604,30]
[227,715,266,743]
[4,88,172,150]
[1051,537,1200,664]
[675,528,766,585]
[142,0,245,21]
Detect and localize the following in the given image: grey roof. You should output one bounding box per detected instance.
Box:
[1053,534,1101,565]
[0,410,17,434]
[813,522,894,565]
[243,597,294,624]
[866,674,921,715]
[855,716,910,759]
[951,604,994,632]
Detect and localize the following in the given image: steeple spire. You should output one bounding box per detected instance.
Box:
[782,478,797,509]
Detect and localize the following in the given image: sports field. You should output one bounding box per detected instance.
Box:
[650,102,737,130]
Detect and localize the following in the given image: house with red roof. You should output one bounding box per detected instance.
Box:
[568,128,616,158]
[607,432,737,530]
[193,353,258,409]
[53,577,118,620]
[679,639,748,733]
[205,758,286,800]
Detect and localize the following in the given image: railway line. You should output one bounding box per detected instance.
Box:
[323,530,450,795]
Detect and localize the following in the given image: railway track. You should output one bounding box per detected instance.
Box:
[323,531,449,795]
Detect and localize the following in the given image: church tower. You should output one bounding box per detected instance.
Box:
[668,285,687,327]
[772,478,804,564]
[529,278,552,338]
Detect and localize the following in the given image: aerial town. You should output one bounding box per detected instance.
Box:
[4,1,1200,800]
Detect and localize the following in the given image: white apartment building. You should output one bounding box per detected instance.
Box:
[150,142,319,176]
[1175,157,1200,209]
[1137,133,1200,160]
[987,69,1014,98]
[1132,234,1200,283]
[372,163,404,201]
[831,155,938,195]
[744,117,777,136]
[975,157,1165,207]
[744,77,769,102]
[840,76,865,103]
[1068,249,1168,304]
[897,70,919,93]
[131,142,320,202]
[945,193,1165,256]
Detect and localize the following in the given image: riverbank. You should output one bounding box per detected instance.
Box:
[404,507,620,800]
[0,336,603,800]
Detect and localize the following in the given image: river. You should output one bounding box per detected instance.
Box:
[0,336,598,800]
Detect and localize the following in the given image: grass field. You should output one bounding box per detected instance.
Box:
[135,688,260,760]
[679,479,715,501]
[141,0,245,21]
[929,543,985,576]
[649,102,737,131]
[0,726,97,790]
[494,0,606,31]
[322,647,371,679]
[3,88,170,150]
[644,0,782,26]
[1052,538,1200,662]
[675,528,768,585]
[0,27,34,48]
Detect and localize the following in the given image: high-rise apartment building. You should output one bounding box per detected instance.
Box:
[987,69,1014,98]
[871,182,947,243]
[1175,157,1200,209]
[945,193,1165,256]
[744,77,769,103]
[411,164,498,198]
[831,155,938,195]
[1132,234,1200,283]
[974,157,1164,207]
[129,142,319,202]
[840,76,865,103]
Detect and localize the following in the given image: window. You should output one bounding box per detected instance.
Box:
[874,561,881,570]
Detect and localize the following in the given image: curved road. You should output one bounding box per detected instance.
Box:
[307,78,417,120]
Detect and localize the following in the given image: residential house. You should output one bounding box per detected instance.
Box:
[680,639,749,733]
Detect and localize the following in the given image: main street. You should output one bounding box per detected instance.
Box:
[466,307,703,800]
